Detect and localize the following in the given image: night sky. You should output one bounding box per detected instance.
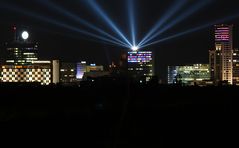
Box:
[1,0,239,81]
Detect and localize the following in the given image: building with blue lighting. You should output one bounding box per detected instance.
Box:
[168,64,211,86]
[60,62,105,83]
[76,61,87,79]
[128,51,154,82]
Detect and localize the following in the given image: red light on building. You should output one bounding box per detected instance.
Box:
[13,26,16,31]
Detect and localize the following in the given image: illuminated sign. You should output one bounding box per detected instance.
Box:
[128,51,153,63]
[215,27,230,41]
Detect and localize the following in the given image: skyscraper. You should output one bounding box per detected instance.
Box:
[233,48,239,85]
[5,30,38,65]
[128,51,154,82]
[209,24,233,84]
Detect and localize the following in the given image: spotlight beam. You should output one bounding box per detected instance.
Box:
[138,0,187,47]
[127,0,136,46]
[36,0,129,47]
[84,0,132,47]
[140,12,239,49]
[21,25,123,47]
[139,0,213,47]
[0,2,129,48]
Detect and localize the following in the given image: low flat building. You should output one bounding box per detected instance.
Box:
[0,61,54,85]
[168,64,210,86]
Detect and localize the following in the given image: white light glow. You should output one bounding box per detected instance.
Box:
[22,31,29,40]
[131,46,139,51]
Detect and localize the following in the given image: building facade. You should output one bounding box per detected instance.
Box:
[86,64,104,72]
[168,64,210,85]
[0,61,53,85]
[168,66,178,84]
[76,61,87,79]
[52,60,60,84]
[60,62,77,83]
[0,30,59,85]
[209,24,233,84]
[233,49,239,85]
[5,41,38,65]
[128,51,154,82]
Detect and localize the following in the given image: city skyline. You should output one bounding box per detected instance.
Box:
[0,1,237,146]
[1,23,239,85]
[1,0,239,81]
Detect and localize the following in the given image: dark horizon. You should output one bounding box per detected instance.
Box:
[1,0,239,82]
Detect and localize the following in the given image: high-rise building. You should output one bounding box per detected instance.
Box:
[233,48,239,85]
[5,30,38,65]
[128,51,154,82]
[209,24,233,84]
[168,64,210,85]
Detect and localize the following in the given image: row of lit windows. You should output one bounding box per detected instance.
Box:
[2,80,51,85]
[1,73,51,85]
[2,77,51,81]
[2,69,51,72]
[2,73,50,78]
[63,75,75,77]
[60,69,75,72]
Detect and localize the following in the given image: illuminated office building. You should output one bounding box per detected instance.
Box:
[209,24,233,84]
[233,49,239,85]
[0,60,60,85]
[168,66,178,84]
[5,42,38,65]
[0,28,61,85]
[5,30,38,65]
[1,61,52,85]
[128,51,154,82]
[168,64,210,85]
[59,62,103,82]
[86,64,104,72]
[82,64,107,80]
[60,62,77,83]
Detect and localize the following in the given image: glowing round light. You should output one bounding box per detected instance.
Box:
[21,31,29,40]
[131,46,139,51]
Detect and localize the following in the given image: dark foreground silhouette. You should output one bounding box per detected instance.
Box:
[0,78,236,147]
